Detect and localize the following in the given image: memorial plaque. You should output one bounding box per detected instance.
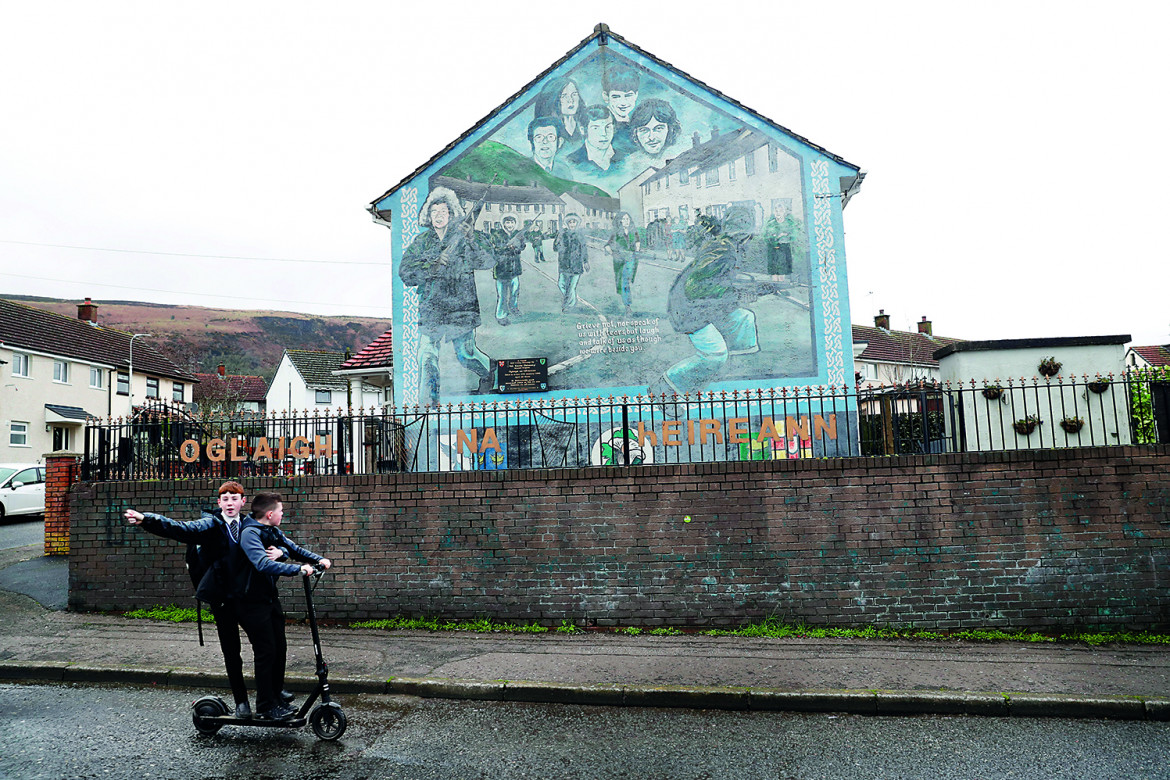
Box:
[496,358,548,394]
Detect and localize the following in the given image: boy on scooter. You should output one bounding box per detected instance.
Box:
[124,481,285,720]
[237,491,331,721]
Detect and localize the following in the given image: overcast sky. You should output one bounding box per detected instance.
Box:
[2,2,1167,346]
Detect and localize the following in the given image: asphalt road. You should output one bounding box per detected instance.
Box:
[2,682,1168,780]
[0,516,43,550]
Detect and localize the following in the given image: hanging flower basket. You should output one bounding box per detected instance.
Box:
[981,385,1004,400]
[1060,417,1085,434]
[1013,415,1042,436]
[1087,379,1110,394]
[1037,356,1062,378]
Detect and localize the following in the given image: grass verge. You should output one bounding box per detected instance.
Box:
[123,607,1170,646]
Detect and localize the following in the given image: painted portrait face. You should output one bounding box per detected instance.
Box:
[430,202,450,231]
[634,115,669,156]
[531,124,560,160]
[586,116,614,151]
[503,216,517,231]
[620,213,632,228]
[603,89,638,122]
[559,82,580,116]
[566,216,580,229]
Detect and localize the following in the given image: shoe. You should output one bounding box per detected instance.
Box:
[497,317,510,326]
[234,702,252,719]
[280,690,295,704]
[258,703,296,721]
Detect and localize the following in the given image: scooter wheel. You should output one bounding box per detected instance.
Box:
[309,702,347,741]
[192,696,229,736]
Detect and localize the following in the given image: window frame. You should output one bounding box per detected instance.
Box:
[12,353,30,378]
[9,421,29,447]
[53,360,70,384]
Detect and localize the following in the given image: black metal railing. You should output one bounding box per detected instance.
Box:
[81,371,1169,481]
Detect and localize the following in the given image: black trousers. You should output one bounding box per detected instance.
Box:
[235,598,287,712]
[208,601,248,706]
[211,599,287,712]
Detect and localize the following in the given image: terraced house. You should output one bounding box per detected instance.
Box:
[0,297,196,461]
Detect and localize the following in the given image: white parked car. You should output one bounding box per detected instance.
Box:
[0,464,46,520]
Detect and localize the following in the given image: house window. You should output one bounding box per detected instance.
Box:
[315,389,332,405]
[678,205,689,224]
[116,373,129,395]
[769,145,779,173]
[728,160,737,181]
[679,168,689,185]
[173,382,185,402]
[90,367,104,389]
[9,421,28,447]
[12,353,30,378]
[145,377,159,398]
[52,426,71,451]
[53,361,70,384]
[745,152,756,176]
[707,167,720,186]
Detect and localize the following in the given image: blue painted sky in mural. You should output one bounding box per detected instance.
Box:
[1,3,1168,347]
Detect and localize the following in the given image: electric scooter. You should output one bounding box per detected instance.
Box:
[191,570,347,741]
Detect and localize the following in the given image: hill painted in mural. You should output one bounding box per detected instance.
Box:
[438,141,611,198]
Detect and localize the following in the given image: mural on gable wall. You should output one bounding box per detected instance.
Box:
[374,31,858,433]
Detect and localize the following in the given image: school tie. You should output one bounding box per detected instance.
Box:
[228,520,239,544]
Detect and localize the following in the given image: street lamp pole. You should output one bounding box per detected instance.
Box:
[128,333,151,408]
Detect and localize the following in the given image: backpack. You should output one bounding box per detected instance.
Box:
[184,541,215,646]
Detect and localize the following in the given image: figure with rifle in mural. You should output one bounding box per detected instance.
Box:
[398,185,497,405]
[490,214,526,326]
[554,213,589,312]
[650,205,768,398]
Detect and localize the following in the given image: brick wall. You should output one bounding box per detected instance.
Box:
[68,446,1170,630]
[44,452,79,556]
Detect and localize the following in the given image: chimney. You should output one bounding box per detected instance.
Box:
[77,297,98,323]
[917,316,933,336]
[874,309,890,330]
[217,364,226,378]
[710,126,720,140]
[692,131,701,148]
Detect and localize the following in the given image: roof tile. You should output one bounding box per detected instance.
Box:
[852,324,963,368]
[340,329,393,371]
[0,299,196,381]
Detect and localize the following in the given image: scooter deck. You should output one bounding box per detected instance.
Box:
[204,715,308,728]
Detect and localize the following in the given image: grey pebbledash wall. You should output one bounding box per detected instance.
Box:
[69,446,1170,630]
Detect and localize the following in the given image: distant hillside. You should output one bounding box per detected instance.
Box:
[439,140,612,198]
[4,295,391,382]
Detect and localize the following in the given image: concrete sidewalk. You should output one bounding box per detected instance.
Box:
[0,545,1168,720]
